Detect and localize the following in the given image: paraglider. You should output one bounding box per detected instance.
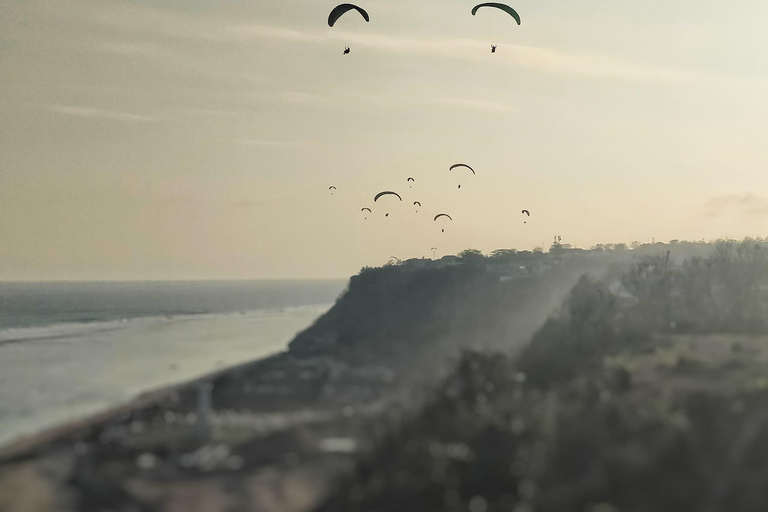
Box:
[407,177,415,188]
[522,209,530,224]
[431,247,438,259]
[472,3,520,53]
[413,201,422,210]
[329,186,337,195]
[374,191,402,217]
[328,4,370,27]
[471,3,521,25]
[434,213,453,233]
[361,207,371,219]
[450,163,475,189]
[329,4,369,54]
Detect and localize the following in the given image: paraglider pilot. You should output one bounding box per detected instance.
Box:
[343,46,350,55]
[491,45,497,53]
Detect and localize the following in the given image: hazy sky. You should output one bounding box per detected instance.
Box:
[3,0,768,280]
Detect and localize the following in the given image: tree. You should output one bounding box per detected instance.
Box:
[549,243,564,257]
[458,249,485,263]
[490,249,517,263]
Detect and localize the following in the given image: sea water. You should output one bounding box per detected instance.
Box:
[0,280,346,447]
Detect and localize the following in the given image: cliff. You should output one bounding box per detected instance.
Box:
[318,241,768,512]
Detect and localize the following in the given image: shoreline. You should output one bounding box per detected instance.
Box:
[0,305,331,452]
[0,303,330,346]
[0,351,287,461]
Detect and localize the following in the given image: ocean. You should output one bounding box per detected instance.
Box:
[0,280,346,332]
[0,280,347,448]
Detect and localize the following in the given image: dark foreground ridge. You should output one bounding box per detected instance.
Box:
[2,240,768,511]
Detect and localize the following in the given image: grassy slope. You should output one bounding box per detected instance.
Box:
[318,242,768,512]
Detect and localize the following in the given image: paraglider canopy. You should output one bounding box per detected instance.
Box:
[407,177,415,182]
[328,4,370,27]
[361,207,371,212]
[413,201,422,207]
[374,191,403,202]
[449,163,476,175]
[329,186,337,190]
[522,209,530,216]
[471,3,521,25]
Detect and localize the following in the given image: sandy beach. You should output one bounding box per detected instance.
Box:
[0,305,329,448]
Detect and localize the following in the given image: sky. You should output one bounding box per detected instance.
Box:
[2,0,768,280]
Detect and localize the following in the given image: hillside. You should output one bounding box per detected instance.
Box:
[318,241,768,512]
[2,241,767,512]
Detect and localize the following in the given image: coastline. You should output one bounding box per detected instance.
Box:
[0,304,331,452]
[0,258,597,512]
[0,351,291,461]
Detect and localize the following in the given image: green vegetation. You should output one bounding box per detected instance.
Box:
[318,241,768,512]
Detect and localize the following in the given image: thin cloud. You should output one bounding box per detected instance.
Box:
[231,24,715,85]
[705,194,768,217]
[228,199,270,212]
[45,105,158,123]
[497,44,686,83]
[229,25,323,43]
[435,97,517,113]
[279,91,320,104]
[98,42,159,57]
[180,109,248,118]
[251,90,327,106]
[236,139,311,148]
[80,1,763,91]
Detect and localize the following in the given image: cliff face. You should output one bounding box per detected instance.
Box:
[290,264,502,357]
[288,257,610,369]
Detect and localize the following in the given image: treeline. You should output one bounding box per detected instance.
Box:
[387,237,768,271]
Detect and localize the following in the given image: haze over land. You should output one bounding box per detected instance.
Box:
[3,0,768,280]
